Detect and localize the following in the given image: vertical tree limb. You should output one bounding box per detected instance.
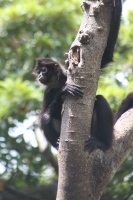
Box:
[57,1,114,199]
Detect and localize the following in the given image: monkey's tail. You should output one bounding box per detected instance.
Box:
[101,0,122,68]
[114,92,133,123]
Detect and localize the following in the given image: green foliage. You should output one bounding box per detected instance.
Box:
[0,77,41,118]
[0,0,82,79]
[0,0,82,190]
[104,154,133,199]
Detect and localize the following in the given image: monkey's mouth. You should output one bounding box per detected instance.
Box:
[38,74,45,83]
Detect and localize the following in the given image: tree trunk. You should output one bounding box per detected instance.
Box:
[57,0,114,200]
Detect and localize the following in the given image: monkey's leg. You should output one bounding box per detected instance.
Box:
[85,95,113,152]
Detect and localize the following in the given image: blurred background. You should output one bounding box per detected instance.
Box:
[0,0,133,199]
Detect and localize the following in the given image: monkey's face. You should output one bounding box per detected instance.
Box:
[37,64,48,84]
[34,58,60,86]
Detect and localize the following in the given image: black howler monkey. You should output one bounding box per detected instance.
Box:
[34,58,83,148]
[34,0,133,151]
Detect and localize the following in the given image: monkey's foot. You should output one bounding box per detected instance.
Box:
[85,137,108,153]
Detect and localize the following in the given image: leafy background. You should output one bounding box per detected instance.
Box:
[0,0,133,199]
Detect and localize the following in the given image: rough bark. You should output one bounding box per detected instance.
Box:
[57,0,112,199]
[56,1,132,200]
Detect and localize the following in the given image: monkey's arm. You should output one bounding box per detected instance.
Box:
[40,85,83,148]
[40,89,61,148]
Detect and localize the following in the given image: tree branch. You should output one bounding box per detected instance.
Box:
[83,109,133,199]
[57,0,114,200]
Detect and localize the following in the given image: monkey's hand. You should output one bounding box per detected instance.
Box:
[62,84,83,98]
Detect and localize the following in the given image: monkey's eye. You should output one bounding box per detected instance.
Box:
[41,67,48,73]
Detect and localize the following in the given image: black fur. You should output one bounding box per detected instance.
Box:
[101,0,122,68]
[85,95,113,151]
